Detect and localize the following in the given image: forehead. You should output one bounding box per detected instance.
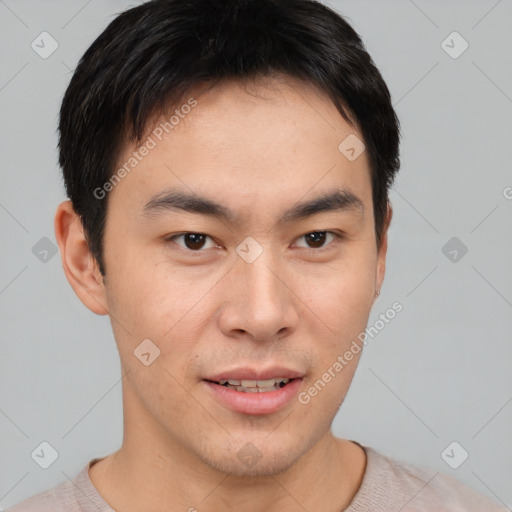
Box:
[162,75,357,146]
[110,75,372,225]
[135,75,364,161]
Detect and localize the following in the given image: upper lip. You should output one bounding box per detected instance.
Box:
[205,366,305,382]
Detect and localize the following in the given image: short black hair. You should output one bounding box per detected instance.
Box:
[58,0,400,276]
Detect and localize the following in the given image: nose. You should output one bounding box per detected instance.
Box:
[218,245,300,343]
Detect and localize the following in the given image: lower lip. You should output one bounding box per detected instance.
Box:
[203,378,303,415]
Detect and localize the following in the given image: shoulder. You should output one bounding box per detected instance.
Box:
[6,458,114,512]
[347,443,508,511]
[5,479,77,512]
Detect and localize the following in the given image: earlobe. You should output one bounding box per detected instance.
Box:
[54,200,109,316]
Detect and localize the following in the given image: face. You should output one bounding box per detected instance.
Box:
[59,76,390,477]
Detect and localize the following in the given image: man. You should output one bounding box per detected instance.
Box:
[8,0,507,510]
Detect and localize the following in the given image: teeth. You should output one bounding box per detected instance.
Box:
[235,386,260,393]
[218,378,291,389]
[255,378,278,388]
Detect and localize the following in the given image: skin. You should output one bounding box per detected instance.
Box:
[55,75,392,512]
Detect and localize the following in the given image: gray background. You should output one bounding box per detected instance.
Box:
[1,0,511,509]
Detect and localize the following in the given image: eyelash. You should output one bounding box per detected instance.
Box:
[164,231,343,254]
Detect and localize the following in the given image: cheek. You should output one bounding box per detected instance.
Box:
[300,252,376,337]
[104,247,175,322]
[104,255,217,365]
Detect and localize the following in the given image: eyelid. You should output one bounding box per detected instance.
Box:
[292,231,341,251]
[165,233,218,251]
[165,230,342,253]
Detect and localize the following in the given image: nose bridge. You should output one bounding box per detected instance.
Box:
[223,241,298,339]
[243,253,283,309]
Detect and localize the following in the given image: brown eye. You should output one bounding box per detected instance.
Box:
[168,233,216,251]
[295,231,336,250]
[305,232,327,248]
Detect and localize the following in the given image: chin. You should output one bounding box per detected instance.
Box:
[195,435,310,478]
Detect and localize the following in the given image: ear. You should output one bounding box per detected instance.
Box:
[374,202,393,301]
[54,200,109,315]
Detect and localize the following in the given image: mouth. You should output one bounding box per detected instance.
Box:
[202,373,304,415]
[205,377,296,393]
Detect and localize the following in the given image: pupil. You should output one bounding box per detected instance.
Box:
[306,231,326,248]
[185,233,206,250]
[183,233,327,250]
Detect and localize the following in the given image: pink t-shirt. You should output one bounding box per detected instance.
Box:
[6,443,508,511]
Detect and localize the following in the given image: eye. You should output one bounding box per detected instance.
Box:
[294,231,340,250]
[164,230,342,254]
[165,233,218,251]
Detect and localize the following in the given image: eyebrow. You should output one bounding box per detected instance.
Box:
[142,187,364,225]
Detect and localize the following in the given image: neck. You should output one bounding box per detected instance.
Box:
[90,434,366,512]
[89,384,367,512]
